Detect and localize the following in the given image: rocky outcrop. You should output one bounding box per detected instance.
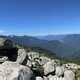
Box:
[55,66,64,77]
[64,70,75,80]
[27,52,40,61]
[26,51,79,80]
[0,61,33,80]
[43,60,56,75]
[16,49,28,65]
[0,49,79,80]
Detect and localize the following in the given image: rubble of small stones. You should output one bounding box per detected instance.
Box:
[0,48,80,80]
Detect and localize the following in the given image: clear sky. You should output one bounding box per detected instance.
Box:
[0,0,80,36]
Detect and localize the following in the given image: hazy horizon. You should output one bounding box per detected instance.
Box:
[1,32,80,36]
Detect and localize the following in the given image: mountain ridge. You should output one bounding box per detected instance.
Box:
[0,34,80,60]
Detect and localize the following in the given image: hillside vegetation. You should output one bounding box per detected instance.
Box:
[0,35,80,64]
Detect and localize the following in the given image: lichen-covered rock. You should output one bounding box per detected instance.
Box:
[0,61,33,80]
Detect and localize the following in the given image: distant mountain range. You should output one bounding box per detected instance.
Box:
[37,35,66,41]
[0,34,80,60]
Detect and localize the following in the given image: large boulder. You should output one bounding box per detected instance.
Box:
[0,61,33,80]
[55,66,64,77]
[43,60,56,75]
[16,49,28,65]
[64,70,75,80]
[65,63,78,72]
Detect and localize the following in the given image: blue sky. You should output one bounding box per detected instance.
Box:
[0,0,80,36]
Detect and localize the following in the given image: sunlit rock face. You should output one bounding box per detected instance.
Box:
[16,49,28,65]
[36,77,43,80]
[0,61,33,80]
[55,66,64,77]
[64,70,75,80]
[43,60,56,75]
